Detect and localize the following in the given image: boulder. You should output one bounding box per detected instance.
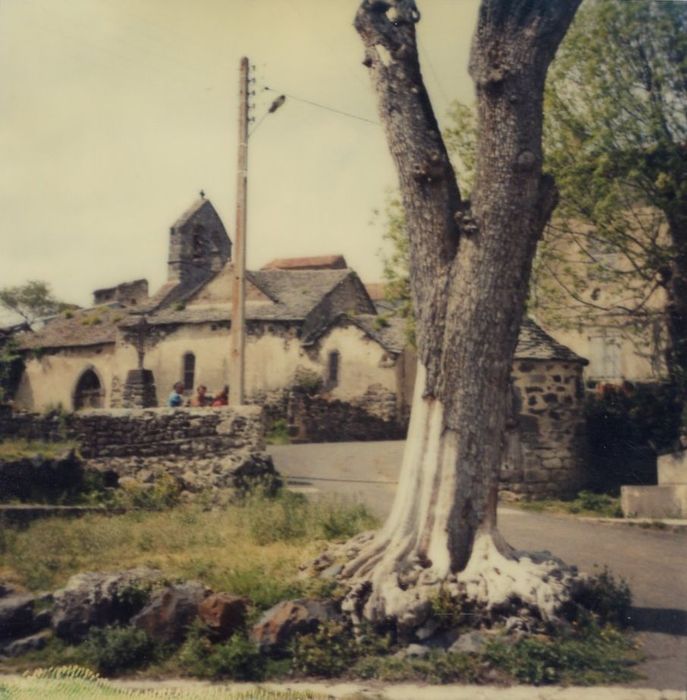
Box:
[198,593,248,640]
[52,568,159,643]
[449,630,488,655]
[249,598,338,653]
[131,581,210,644]
[1,630,51,657]
[0,594,39,642]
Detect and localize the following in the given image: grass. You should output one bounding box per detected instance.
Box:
[0,491,377,598]
[0,665,329,699]
[0,439,77,461]
[515,490,623,519]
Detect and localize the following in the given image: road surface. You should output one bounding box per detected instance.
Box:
[268,440,687,691]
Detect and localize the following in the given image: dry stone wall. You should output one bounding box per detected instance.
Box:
[501,359,586,499]
[0,405,266,492]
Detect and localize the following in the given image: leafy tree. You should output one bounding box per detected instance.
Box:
[532,0,687,389]
[0,280,66,324]
[342,0,582,631]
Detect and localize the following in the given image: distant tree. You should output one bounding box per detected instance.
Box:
[532,0,687,389]
[0,280,66,324]
[381,0,687,394]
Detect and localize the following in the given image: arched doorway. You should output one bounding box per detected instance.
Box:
[73,369,104,410]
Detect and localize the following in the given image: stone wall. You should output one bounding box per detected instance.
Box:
[501,359,587,499]
[0,405,266,492]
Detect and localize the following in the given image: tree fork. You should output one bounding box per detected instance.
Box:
[339,0,583,631]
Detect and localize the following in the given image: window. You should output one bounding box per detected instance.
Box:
[183,352,196,392]
[327,350,339,386]
[589,333,621,380]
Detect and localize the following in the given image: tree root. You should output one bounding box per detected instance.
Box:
[310,528,586,639]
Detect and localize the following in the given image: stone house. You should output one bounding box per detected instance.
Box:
[11,196,588,497]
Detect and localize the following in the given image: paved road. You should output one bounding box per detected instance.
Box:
[268,441,687,692]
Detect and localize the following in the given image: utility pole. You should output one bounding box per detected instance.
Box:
[230,57,250,406]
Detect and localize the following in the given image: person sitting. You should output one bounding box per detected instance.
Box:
[189,384,209,407]
[212,385,229,407]
[167,382,184,408]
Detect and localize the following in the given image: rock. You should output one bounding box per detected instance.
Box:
[320,563,343,579]
[198,593,248,640]
[52,568,160,643]
[396,643,431,659]
[232,452,283,497]
[131,581,210,644]
[249,599,338,653]
[1,629,51,657]
[0,582,18,598]
[0,594,39,641]
[449,631,488,655]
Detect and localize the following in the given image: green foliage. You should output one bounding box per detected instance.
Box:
[292,621,391,678]
[518,491,622,519]
[376,194,415,347]
[585,383,681,492]
[0,280,66,323]
[243,491,377,546]
[1,665,326,699]
[178,623,265,680]
[575,567,632,628]
[266,418,291,445]
[114,474,182,511]
[82,625,160,675]
[532,0,687,377]
[221,565,304,611]
[352,650,483,684]
[0,337,23,402]
[484,623,639,685]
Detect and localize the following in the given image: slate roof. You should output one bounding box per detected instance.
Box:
[16,305,126,350]
[261,255,347,271]
[171,197,213,229]
[515,318,587,363]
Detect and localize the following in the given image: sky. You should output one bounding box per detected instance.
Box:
[0,0,479,308]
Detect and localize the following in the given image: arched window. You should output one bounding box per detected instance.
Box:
[74,369,104,410]
[327,350,340,386]
[183,352,196,392]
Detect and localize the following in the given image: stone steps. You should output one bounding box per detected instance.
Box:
[621,450,687,519]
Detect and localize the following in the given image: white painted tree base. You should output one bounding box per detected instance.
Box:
[331,362,584,634]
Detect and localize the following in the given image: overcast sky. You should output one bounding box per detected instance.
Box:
[0,0,479,308]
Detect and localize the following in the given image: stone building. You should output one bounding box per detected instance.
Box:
[10,195,588,498]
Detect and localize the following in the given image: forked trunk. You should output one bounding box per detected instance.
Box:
[341,0,582,630]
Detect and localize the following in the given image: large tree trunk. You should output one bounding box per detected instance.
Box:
[341,0,582,631]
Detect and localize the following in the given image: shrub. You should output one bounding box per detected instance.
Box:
[115,474,181,511]
[82,625,159,675]
[585,383,681,492]
[484,624,639,685]
[178,623,265,680]
[266,419,291,445]
[574,567,632,627]
[292,621,391,678]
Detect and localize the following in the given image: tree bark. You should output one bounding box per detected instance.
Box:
[342,0,581,630]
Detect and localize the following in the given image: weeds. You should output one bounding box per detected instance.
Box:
[82,625,161,675]
[517,490,623,518]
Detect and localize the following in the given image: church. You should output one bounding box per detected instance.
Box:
[12,196,589,498]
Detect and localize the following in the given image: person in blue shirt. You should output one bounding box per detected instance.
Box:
[167,382,184,408]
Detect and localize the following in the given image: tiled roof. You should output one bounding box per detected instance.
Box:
[16,305,126,350]
[515,318,587,363]
[261,255,347,271]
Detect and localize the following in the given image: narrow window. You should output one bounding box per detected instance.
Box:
[327,350,339,386]
[183,352,196,392]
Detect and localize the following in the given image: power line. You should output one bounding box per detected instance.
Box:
[263,86,378,126]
